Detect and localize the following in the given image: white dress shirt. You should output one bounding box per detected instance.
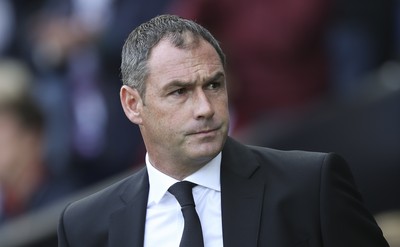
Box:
[144,153,223,247]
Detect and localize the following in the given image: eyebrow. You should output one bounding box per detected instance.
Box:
[162,71,225,91]
[207,72,225,84]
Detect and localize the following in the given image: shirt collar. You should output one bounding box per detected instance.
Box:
[146,152,221,205]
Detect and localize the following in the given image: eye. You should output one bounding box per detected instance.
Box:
[171,88,187,95]
[207,82,221,90]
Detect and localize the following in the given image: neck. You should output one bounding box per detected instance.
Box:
[147,155,208,180]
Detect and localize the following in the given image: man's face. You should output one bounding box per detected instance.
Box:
[138,38,230,169]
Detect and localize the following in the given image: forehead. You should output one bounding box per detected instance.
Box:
[147,38,223,85]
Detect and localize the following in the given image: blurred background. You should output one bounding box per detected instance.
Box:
[0,0,399,246]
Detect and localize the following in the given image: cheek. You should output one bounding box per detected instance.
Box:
[143,109,180,138]
[215,97,230,117]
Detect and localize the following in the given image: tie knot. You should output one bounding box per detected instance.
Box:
[168,181,197,207]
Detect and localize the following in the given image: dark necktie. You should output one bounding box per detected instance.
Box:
[168,181,205,247]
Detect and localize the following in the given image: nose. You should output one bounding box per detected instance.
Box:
[193,90,214,120]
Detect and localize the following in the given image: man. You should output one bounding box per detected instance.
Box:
[58,14,388,246]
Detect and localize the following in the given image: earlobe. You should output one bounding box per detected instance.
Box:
[120,85,143,125]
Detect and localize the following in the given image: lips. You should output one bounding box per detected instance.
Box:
[196,129,217,134]
[188,126,220,135]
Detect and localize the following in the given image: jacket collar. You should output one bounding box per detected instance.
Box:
[221,137,266,247]
[108,167,149,247]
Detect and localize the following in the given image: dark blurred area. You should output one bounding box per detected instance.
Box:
[0,0,399,246]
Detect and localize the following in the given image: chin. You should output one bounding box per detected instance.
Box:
[191,141,223,160]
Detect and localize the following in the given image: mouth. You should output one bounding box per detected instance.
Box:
[188,126,220,136]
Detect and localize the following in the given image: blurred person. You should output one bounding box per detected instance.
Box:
[0,59,77,224]
[58,15,388,246]
[0,97,46,222]
[22,0,171,186]
[27,1,120,181]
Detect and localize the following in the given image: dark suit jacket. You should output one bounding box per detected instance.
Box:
[58,137,388,247]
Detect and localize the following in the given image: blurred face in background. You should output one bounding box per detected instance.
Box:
[0,111,42,185]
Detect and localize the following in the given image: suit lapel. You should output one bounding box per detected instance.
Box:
[108,167,149,247]
[221,137,265,247]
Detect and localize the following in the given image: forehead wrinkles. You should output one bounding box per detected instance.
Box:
[170,55,221,75]
[156,59,222,88]
[148,40,222,84]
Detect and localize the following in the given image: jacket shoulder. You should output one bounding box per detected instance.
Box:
[58,167,148,244]
[248,144,328,166]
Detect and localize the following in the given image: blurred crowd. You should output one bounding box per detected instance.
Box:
[0,0,172,224]
[0,1,399,241]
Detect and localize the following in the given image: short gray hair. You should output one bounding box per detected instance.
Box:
[120,14,226,98]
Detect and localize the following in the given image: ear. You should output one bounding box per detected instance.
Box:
[120,85,144,125]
